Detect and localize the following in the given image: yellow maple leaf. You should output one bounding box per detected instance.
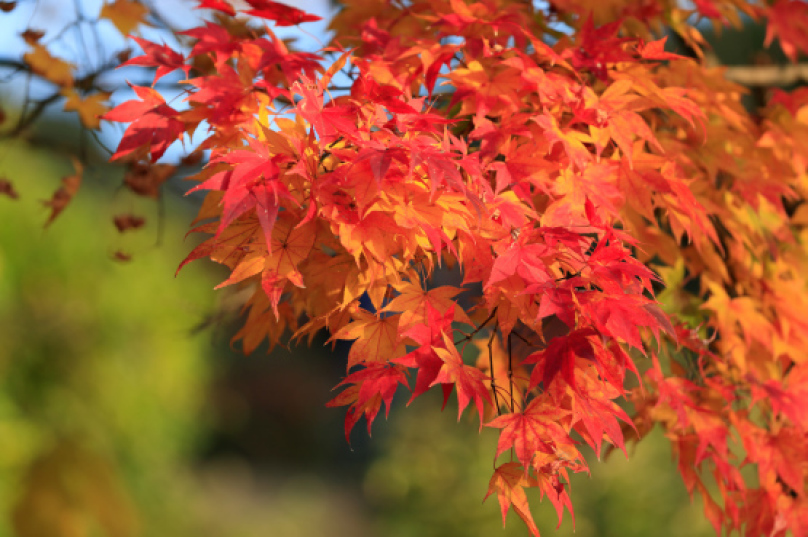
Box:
[100,0,150,36]
[62,89,110,129]
[23,44,74,87]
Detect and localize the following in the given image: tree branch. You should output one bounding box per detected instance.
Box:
[722,63,808,86]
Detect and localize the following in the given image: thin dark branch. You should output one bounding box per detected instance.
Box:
[8,88,59,137]
[487,325,503,416]
[1,58,120,139]
[507,331,515,413]
[454,306,498,345]
[0,58,27,71]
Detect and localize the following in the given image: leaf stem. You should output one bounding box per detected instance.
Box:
[487,325,503,416]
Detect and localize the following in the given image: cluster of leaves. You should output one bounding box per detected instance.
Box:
[5,0,808,535]
[0,0,198,250]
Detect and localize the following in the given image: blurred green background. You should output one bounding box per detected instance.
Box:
[0,139,713,536]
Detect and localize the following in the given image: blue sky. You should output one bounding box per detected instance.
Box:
[0,0,335,160]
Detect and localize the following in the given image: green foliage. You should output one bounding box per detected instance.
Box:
[364,396,713,537]
[0,141,214,536]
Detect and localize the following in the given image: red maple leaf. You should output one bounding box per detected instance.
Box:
[565,15,635,80]
[102,83,184,161]
[121,36,190,84]
[524,329,597,392]
[190,137,295,248]
[182,22,242,67]
[765,0,808,63]
[393,303,456,404]
[431,332,492,424]
[487,396,573,467]
[326,363,409,442]
[243,0,321,26]
[195,0,235,16]
[572,391,631,456]
[637,37,685,61]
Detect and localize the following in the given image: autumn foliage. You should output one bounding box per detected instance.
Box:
[5,0,808,535]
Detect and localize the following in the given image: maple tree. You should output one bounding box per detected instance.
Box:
[3,0,808,535]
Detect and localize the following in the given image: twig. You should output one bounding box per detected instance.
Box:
[454,306,497,345]
[507,331,515,413]
[1,59,118,139]
[487,325,503,415]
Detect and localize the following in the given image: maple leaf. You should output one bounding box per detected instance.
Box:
[533,113,591,170]
[178,217,261,276]
[487,239,553,290]
[585,295,666,351]
[565,15,635,80]
[234,291,298,354]
[243,0,322,26]
[102,83,184,161]
[100,0,150,36]
[423,49,457,97]
[190,137,296,249]
[292,77,358,141]
[23,44,74,87]
[61,89,110,129]
[572,390,632,457]
[195,0,235,16]
[182,22,242,67]
[211,211,319,313]
[487,396,573,468]
[103,84,166,122]
[42,158,83,226]
[765,0,808,63]
[326,363,408,441]
[383,280,471,330]
[393,303,456,404]
[484,463,541,537]
[332,309,406,370]
[637,37,685,62]
[263,215,316,286]
[431,332,492,424]
[122,37,190,84]
[525,329,597,392]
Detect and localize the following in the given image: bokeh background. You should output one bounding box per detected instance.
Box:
[1,1,794,535]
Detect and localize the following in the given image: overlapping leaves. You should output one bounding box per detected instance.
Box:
[102,1,808,536]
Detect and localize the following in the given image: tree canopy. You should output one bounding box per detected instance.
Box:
[2,1,808,535]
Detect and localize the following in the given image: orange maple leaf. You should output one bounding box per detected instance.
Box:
[484,463,541,537]
[23,44,74,87]
[62,89,110,129]
[100,0,150,36]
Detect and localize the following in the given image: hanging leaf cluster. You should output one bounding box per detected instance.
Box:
[12,0,808,535]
